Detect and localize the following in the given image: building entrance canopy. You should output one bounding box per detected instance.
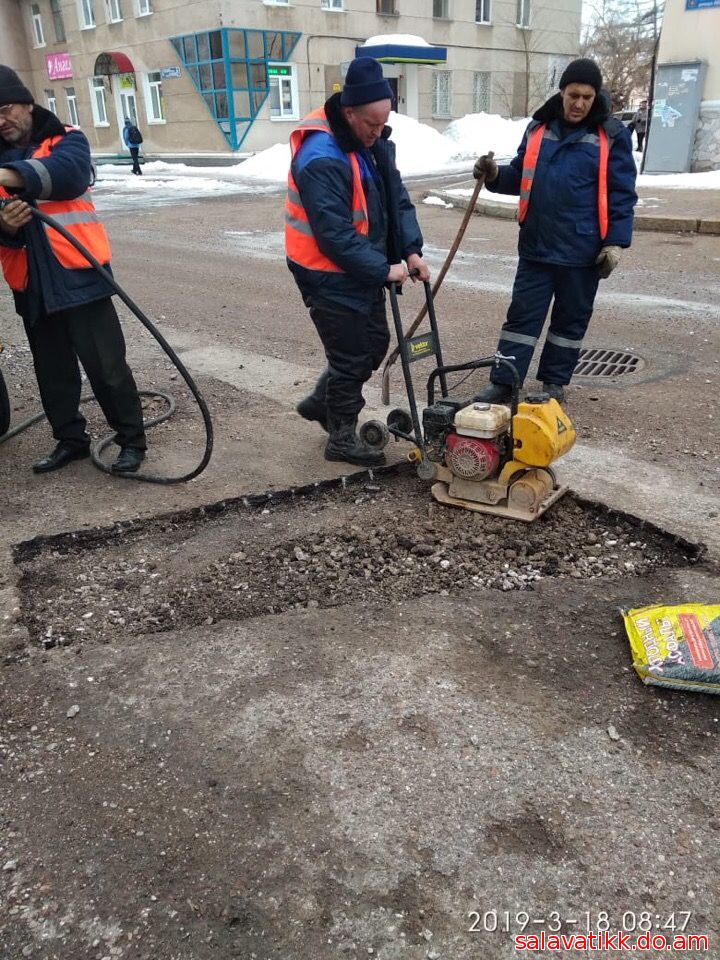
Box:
[355,34,447,65]
[94,51,135,75]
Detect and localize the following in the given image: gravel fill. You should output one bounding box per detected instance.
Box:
[16,474,697,650]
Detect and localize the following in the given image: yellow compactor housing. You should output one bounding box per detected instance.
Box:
[512,397,576,467]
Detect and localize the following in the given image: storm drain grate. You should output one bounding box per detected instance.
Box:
[573,347,644,378]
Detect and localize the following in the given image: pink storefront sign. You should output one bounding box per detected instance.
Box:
[46,53,73,81]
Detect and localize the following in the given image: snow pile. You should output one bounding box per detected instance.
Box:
[444,186,519,205]
[233,111,530,182]
[637,169,720,189]
[443,113,528,161]
[233,113,720,185]
[388,111,463,175]
[232,142,292,180]
[363,34,432,47]
[423,195,452,208]
[93,111,720,193]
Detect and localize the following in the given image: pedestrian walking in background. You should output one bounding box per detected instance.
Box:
[286,55,430,467]
[123,117,143,175]
[473,57,637,405]
[0,66,147,474]
[633,100,649,152]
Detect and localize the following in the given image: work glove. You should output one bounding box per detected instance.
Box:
[595,245,622,279]
[473,154,499,183]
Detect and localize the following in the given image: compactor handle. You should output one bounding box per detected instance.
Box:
[426,355,522,414]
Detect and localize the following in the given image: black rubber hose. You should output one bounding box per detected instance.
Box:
[0,361,9,436]
[2,390,175,442]
[0,204,213,484]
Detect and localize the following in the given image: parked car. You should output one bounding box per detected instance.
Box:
[612,110,636,130]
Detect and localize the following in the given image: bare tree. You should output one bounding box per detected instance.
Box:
[581,0,662,108]
[494,22,558,118]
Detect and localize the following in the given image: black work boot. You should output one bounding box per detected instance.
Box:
[325,417,385,468]
[33,440,90,474]
[111,446,146,474]
[542,382,566,403]
[296,369,329,432]
[473,382,513,404]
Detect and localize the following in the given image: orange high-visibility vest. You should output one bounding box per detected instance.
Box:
[518,123,610,240]
[284,107,368,273]
[0,128,111,292]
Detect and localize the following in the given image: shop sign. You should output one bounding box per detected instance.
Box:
[46,52,73,80]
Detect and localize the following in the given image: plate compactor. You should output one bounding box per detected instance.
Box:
[361,276,577,522]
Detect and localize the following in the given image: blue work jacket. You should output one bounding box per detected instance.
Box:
[0,106,113,321]
[487,93,637,266]
[287,93,423,313]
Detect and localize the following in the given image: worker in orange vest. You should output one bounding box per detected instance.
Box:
[473,58,637,404]
[286,56,429,468]
[0,66,146,474]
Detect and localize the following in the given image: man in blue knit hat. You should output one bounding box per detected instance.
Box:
[285,56,430,468]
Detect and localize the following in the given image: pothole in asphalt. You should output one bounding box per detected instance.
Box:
[14,473,702,651]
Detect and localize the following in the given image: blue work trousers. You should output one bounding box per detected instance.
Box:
[490,258,600,387]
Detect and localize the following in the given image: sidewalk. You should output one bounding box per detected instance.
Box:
[426,183,720,234]
[635,185,720,233]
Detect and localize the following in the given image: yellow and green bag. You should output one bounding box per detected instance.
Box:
[623,604,720,694]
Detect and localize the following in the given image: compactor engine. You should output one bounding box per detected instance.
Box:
[422,393,575,520]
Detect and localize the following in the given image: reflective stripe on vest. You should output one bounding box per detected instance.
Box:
[0,129,111,292]
[518,123,610,240]
[284,106,369,274]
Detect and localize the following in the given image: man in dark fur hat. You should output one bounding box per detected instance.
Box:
[473,57,637,404]
[285,56,429,468]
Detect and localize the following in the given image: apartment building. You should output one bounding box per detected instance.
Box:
[1,0,581,157]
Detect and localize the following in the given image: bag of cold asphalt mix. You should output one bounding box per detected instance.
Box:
[623,603,720,694]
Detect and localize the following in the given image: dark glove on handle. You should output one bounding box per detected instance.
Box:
[473,151,498,183]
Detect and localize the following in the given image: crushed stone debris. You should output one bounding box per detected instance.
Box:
[16,475,695,649]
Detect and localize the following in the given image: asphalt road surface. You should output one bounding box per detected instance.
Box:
[0,179,718,960]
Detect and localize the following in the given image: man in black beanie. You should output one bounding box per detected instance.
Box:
[285,56,429,468]
[0,65,146,474]
[473,57,637,404]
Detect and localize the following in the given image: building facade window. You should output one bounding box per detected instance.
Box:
[31,4,46,47]
[144,71,165,121]
[268,62,298,120]
[105,0,123,22]
[475,0,491,23]
[171,27,302,149]
[376,0,396,13]
[65,86,79,125]
[433,0,449,17]
[78,0,95,28]
[263,0,289,5]
[44,89,57,114]
[432,70,452,118]
[136,0,152,13]
[89,76,108,124]
[320,0,344,9]
[473,71,491,112]
[50,0,66,42]
[517,0,531,27]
